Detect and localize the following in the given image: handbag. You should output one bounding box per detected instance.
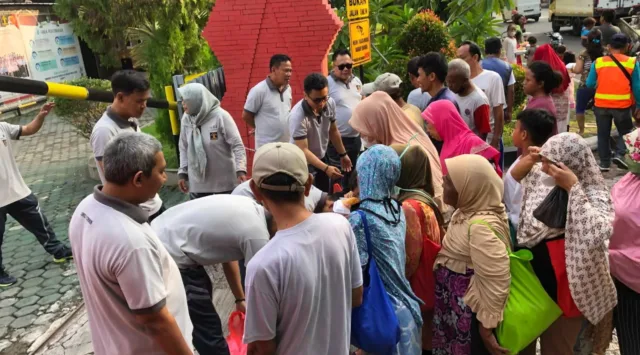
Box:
[533,186,569,229]
[351,210,401,353]
[406,199,441,311]
[226,311,248,355]
[469,220,562,355]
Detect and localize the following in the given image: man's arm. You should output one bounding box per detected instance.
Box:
[490,104,504,148]
[222,261,246,313]
[506,85,514,123]
[352,285,363,308]
[21,102,54,137]
[242,110,256,129]
[293,138,326,170]
[247,340,277,355]
[134,306,193,355]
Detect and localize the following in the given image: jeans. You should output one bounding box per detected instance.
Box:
[327,136,361,190]
[594,106,633,166]
[0,193,65,269]
[180,266,230,355]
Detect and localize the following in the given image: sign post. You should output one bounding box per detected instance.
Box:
[346,0,370,80]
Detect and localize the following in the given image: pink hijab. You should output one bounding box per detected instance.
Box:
[422,100,502,177]
[349,91,444,208]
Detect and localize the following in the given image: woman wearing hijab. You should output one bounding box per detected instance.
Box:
[391,144,445,355]
[422,100,502,177]
[608,129,640,355]
[349,91,444,209]
[512,133,615,355]
[532,44,572,133]
[432,154,510,355]
[348,145,423,354]
[177,83,247,199]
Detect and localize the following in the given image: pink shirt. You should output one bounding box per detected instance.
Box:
[610,173,640,294]
[526,95,559,135]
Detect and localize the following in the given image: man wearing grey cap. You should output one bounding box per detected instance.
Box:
[362,72,423,127]
[244,142,363,355]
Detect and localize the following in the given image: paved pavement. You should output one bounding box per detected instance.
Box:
[0,109,190,354]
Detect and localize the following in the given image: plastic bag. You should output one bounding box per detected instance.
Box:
[469,220,563,354]
[226,311,247,355]
[533,186,568,228]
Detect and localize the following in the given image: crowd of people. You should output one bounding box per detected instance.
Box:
[1,11,640,355]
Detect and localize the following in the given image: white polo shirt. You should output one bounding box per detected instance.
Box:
[231,180,326,213]
[244,78,293,149]
[0,123,31,207]
[151,195,270,268]
[90,107,163,215]
[327,74,362,138]
[243,213,363,354]
[69,186,192,355]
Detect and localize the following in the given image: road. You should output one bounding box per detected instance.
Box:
[499,8,583,54]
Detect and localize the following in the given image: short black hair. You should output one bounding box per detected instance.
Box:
[387,88,403,101]
[407,56,421,77]
[303,73,328,94]
[556,45,567,55]
[461,41,483,61]
[332,48,351,62]
[563,51,576,65]
[417,52,448,83]
[602,10,615,24]
[258,173,305,203]
[583,17,596,27]
[528,36,538,45]
[269,54,291,70]
[484,37,502,55]
[111,70,150,96]
[528,61,563,94]
[517,109,556,146]
[348,169,358,192]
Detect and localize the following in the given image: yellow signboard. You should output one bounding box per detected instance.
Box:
[346,0,369,20]
[349,19,371,66]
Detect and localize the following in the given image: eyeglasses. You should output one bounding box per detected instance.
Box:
[337,63,353,70]
[309,96,329,104]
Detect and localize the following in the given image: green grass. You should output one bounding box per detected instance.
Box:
[141,122,179,169]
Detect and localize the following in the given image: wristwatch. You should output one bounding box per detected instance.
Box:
[338,152,348,158]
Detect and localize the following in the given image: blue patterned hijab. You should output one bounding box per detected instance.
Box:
[348,145,423,327]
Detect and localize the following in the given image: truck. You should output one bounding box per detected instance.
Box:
[502,0,542,22]
[549,0,640,35]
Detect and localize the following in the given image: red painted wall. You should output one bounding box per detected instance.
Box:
[202,0,343,168]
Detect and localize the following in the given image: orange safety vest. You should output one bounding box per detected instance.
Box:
[594,55,636,109]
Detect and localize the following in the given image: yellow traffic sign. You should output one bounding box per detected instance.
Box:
[347,0,369,20]
[349,19,371,66]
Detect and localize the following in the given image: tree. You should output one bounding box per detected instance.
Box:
[54,0,217,143]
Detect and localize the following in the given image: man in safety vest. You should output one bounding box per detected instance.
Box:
[586,33,635,172]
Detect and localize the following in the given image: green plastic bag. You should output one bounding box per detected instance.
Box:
[469,220,562,354]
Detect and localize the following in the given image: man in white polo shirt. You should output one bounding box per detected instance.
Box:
[69,132,192,355]
[327,49,362,187]
[447,59,492,139]
[152,194,275,355]
[243,54,293,149]
[290,72,351,192]
[0,102,73,287]
[90,70,165,221]
[243,142,363,354]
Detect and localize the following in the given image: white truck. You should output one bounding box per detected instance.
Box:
[549,0,640,34]
[502,0,542,22]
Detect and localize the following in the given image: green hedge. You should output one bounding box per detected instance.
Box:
[52,77,112,139]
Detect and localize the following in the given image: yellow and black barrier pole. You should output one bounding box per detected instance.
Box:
[0,75,181,162]
[0,76,178,110]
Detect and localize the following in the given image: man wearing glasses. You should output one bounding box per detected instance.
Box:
[327,49,362,189]
[290,73,352,192]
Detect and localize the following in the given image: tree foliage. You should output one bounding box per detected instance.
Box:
[449,9,503,46]
[52,77,111,138]
[54,0,217,143]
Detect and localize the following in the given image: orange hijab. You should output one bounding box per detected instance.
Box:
[349,91,443,207]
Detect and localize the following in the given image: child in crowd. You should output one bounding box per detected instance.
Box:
[563,51,577,131]
[504,109,556,245]
[525,36,538,65]
[523,61,562,134]
[503,24,518,64]
[581,17,597,41]
[555,44,567,58]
